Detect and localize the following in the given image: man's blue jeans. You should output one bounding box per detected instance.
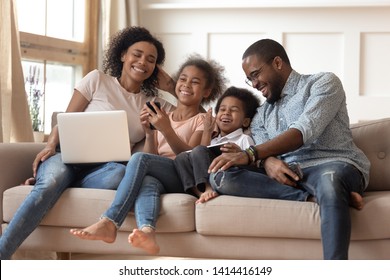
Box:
[104,152,319,233]
[102,152,184,230]
[209,161,365,259]
[0,153,126,260]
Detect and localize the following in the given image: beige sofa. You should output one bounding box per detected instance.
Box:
[1,118,390,260]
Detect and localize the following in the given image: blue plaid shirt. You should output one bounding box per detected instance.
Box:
[250,70,370,187]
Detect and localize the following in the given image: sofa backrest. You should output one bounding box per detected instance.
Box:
[350,118,390,191]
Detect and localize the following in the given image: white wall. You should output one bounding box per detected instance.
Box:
[138,1,390,122]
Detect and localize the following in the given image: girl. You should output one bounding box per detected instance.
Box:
[70,54,227,255]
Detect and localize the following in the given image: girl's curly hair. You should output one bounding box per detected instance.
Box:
[172,54,228,106]
[103,26,165,96]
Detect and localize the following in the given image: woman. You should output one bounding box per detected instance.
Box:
[0,26,173,260]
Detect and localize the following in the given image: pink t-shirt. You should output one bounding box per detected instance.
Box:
[157,112,206,159]
[75,69,174,149]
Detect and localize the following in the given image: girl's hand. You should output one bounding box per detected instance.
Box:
[146,102,171,133]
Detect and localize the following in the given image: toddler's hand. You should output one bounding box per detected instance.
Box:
[203,108,216,134]
[220,142,241,153]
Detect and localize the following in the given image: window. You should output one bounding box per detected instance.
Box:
[16,0,98,133]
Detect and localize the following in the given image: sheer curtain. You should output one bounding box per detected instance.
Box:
[98,0,139,69]
[0,0,33,143]
[0,0,138,143]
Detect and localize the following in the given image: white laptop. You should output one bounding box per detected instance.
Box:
[57,110,131,164]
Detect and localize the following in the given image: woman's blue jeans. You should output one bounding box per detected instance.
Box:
[102,152,184,230]
[209,161,365,259]
[0,153,126,260]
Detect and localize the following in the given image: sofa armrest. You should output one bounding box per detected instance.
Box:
[0,143,45,225]
[351,118,390,191]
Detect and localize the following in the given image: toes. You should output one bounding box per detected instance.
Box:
[69,229,88,236]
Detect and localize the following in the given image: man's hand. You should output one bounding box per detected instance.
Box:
[263,157,301,188]
[208,151,249,173]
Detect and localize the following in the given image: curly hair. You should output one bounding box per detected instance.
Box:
[215,86,260,120]
[103,26,165,96]
[172,54,228,106]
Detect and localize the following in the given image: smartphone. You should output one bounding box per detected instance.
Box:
[146,101,161,114]
[146,101,161,129]
[288,162,303,180]
[207,142,228,156]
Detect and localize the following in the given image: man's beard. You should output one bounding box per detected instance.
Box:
[265,75,284,104]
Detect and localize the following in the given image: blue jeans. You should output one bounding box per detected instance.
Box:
[103,152,184,230]
[0,153,126,260]
[210,166,310,201]
[210,161,365,260]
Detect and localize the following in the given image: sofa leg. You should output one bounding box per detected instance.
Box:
[56,252,71,260]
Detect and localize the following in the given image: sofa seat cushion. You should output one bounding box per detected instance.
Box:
[3,186,196,233]
[195,191,390,241]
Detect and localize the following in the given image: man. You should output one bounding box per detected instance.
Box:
[208,39,370,260]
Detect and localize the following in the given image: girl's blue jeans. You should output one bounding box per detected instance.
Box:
[102,152,184,230]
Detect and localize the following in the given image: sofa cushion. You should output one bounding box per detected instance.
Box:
[3,186,196,233]
[195,192,390,241]
[350,118,390,191]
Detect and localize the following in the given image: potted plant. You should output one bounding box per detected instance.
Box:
[25,65,45,141]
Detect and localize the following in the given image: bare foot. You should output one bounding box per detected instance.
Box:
[69,218,117,243]
[196,184,219,204]
[196,190,219,204]
[307,195,316,203]
[350,192,364,210]
[128,228,160,255]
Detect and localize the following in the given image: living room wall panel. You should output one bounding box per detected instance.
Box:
[157,33,201,73]
[360,33,390,97]
[139,3,390,122]
[208,33,266,95]
[283,33,344,80]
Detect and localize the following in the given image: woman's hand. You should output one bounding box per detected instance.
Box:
[155,65,175,95]
[31,144,57,177]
